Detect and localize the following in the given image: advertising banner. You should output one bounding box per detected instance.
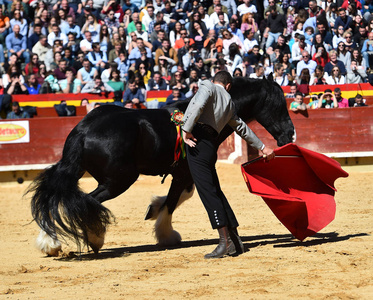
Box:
[0,121,30,144]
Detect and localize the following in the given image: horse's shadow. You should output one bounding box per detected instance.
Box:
[56,232,369,261]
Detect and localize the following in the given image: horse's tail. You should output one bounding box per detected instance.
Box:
[28,130,113,251]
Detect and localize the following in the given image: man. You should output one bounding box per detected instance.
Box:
[316,23,333,49]
[292,35,311,65]
[286,84,298,98]
[148,11,169,35]
[361,32,373,69]
[47,24,68,47]
[128,37,153,66]
[81,75,114,93]
[147,71,169,90]
[264,7,287,50]
[263,0,284,17]
[61,15,81,39]
[228,19,244,43]
[32,35,51,62]
[60,68,82,93]
[334,8,353,32]
[267,34,290,56]
[349,94,367,107]
[237,0,257,16]
[174,29,195,50]
[209,4,229,30]
[155,38,178,69]
[127,12,144,34]
[296,51,317,77]
[87,42,108,73]
[289,92,307,112]
[247,45,263,66]
[220,0,237,19]
[77,58,98,86]
[5,24,30,63]
[6,101,29,119]
[141,5,155,32]
[54,59,73,80]
[334,87,349,108]
[208,0,229,16]
[243,30,258,54]
[25,74,41,95]
[306,0,324,17]
[182,71,275,259]
[80,31,94,53]
[28,24,43,51]
[165,86,186,105]
[123,78,145,106]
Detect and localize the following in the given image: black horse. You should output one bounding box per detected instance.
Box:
[28,76,295,256]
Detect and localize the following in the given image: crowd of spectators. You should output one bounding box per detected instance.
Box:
[0,0,372,118]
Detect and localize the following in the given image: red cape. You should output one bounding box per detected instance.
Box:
[241,143,349,241]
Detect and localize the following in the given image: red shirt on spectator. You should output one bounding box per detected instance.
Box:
[174,38,195,50]
[312,53,330,68]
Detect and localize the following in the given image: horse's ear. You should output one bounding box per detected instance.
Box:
[267,72,274,82]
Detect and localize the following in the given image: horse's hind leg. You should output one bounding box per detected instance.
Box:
[85,169,139,252]
[35,224,61,257]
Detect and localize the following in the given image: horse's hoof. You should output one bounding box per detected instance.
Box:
[157,230,182,247]
[144,204,154,220]
[35,230,62,257]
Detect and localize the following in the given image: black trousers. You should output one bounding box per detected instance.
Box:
[186,124,239,229]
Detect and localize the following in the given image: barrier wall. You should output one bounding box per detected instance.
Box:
[1,107,372,169]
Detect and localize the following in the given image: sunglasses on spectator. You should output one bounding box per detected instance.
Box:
[333,69,339,71]
[302,55,309,58]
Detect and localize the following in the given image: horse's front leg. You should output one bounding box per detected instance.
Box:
[145,163,194,246]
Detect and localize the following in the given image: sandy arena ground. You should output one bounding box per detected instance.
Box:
[0,163,372,299]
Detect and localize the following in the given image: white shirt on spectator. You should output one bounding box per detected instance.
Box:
[243,38,258,53]
[209,12,229,30]
[47,32,68,47]
[237,3,257,16]
[80,39,93,52]
[291,42,311,62]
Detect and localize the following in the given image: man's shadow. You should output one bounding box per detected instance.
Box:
[56,232,369,261]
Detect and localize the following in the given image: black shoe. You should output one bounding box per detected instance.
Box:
[228,227,244,255]
[204,227,236,259]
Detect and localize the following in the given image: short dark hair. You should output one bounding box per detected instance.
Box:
[213,70,232,85]
[334,87,341,93]
[295,92,303,98]
[355,94,363,99]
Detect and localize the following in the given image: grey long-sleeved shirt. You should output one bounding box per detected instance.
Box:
[182,80,264,150]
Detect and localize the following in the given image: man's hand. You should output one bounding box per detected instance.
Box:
[183,130,197,147]
[260,146,275,161]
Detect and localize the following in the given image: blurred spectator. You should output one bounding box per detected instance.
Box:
[237,0,257,16]
[77,58,98,86]
[296,51,317,77]
[224,42,242,75]
[80,30,94,53]
[81,13,101,43]
[346,60,367,83]
[165,86,186,105]
[264,7,287,50]
[155,38,178,71]
[247,45,263,66]
[36,63,47,85]
[292,35,311,66]
[349,93,368,107]
[28,24,43,51]
[87,42,108,73]
[350,49,367,71]
[289,92,307,112]
[169,71,188,94]
[334,8,352,33]
[48,24,68,47]
[312,45,330,67]
[273,63,289,86]
[249,63,265,79]
[114,51,130,81]
[310,65,327,85]
[147,71,169,90]
[25,53,40,76]
[0,7,10,47]
[213,11,229,37]
[81,74,114,93]
[286,84,297,98]
[106,69,124,95]
[135,62,152,87]
[203,29,222,53]
[361,32,373,69]
[61,15,82,39]
[189,19,207,52]
[185,81,199,98]
[243,30,258,54]
[6,101,29,119]
[128,37,153,67]
[123,78,145,106]
[324,50,347,76]
[334,87,349,108]
[6,24,29,64]
[5,72,29,95]
[10,9,28,36]
[326,66,345,84]
[317,89,338,108]
[60,68,82,93]
[25,74,41,95]
[296,68,311,95]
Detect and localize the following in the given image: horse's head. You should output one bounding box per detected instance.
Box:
[231,77,295,147]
